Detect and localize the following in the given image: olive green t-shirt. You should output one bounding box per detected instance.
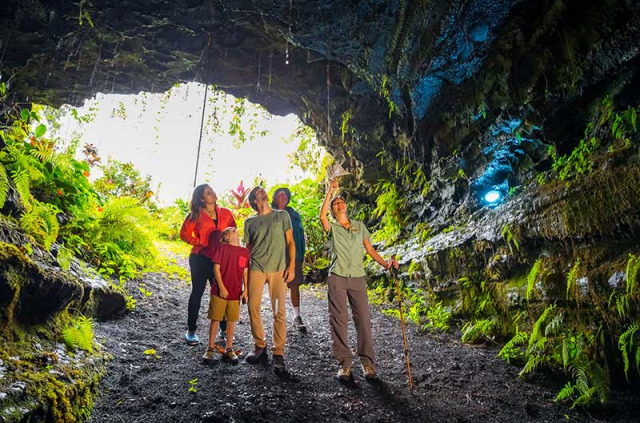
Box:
[328,220,370,277]
[244,210,293,273]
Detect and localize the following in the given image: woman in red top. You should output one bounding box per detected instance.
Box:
[180,184,236,345]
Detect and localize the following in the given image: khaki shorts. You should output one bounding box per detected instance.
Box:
[208,295,240,322]
[288,260,304,286]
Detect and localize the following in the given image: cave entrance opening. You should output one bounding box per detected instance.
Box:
[48,82,326,206]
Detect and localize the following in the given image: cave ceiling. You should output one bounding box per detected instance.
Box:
[1,0,640,177]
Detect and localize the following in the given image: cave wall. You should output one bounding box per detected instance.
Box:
[2,0,640,394]
[2,0,639,190]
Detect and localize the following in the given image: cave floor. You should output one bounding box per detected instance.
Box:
[88,260,640,423]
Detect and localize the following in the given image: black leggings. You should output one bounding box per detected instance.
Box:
[187,254,226,333]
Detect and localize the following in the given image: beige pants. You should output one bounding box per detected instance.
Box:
[248,270,287,356]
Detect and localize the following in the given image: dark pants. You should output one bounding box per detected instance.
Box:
[187,254,226,333]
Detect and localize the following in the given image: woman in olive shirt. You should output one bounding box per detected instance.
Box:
[319,178,399,382]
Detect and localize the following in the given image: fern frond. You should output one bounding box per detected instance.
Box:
[30,141,55,163]
[10,167,31,208]
[562,337,570,369]
[589,363,610,404]
[573,365,590,396]
[0,163,8,207]
[625,254,640,295]
[526,259,542,301]
[519,354,545,377]
[545,312,564,336]
[498,330,528,362]
[616,294,629,318]
[461,318,495,343]
[62,314,94,353]
[528,304,555,354]
[572,387,597,409]
[566,259,580,300]
[20,200,60,250]
[555,382,576,403]
[619,323,639,382]
[57,245,73,270]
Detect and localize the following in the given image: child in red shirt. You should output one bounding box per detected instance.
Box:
[202,227,250,365]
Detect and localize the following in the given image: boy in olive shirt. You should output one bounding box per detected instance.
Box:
[319,178,398,383]
[244,187,296,373]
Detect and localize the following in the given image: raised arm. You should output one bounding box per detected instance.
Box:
[319,179,339,232]
[364,238,399,270]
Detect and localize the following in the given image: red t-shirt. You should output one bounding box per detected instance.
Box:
[212,244,250,300]
[179,206,236,259]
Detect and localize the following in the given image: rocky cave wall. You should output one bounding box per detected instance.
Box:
[2,0,640,403]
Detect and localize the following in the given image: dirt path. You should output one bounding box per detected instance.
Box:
[88,264,640,423]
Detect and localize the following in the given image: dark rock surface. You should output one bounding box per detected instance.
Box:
[0,218,125,324]
[1,1,639,178]
[87,264,640,422]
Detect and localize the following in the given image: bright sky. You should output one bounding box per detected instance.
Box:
[54,83,314,205]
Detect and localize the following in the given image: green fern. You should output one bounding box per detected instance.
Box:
[502,224,520,252]
[519,354,546,377]
[57,245,73,270]
[461,318,495,343]
[555,382,576,402]
[62,315,95,353]
[526,259,542,301]
[589,362,610,404]
[0,163,8,207]
[625,254,639,295]
[618,323,639,382]
[566,259,580,300]
[545,312,564,337]
[498,330,528,362]
[20,200,60,250]
[528,304,555,353]
[11,167,31,208]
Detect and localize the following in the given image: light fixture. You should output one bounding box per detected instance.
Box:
[484,190,501,204]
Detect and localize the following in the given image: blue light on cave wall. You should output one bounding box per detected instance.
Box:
[484,190,501,204]
[478,180,508,208]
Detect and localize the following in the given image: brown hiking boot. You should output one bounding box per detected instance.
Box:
[224,348,239,365]
[362,364,379,382]
[336,366,352,381]
[273,354,286,373]
[246,346,266,364]
[201,347,216,364]
[293,316,307,333]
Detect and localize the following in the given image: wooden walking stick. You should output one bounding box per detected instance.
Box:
[391,254,414,393]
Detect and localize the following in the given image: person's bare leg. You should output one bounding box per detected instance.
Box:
[225,321,235,350]
[290,284,300,308]
[208,320,220,349]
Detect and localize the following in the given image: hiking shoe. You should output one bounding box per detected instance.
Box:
[224,348,239,365]
[336,366,352,381]
[273,355,286,373]
[202,347,216,364]
[362,364,379,381]
[185,331,199,345]
[246,347,267,364]
[293,316,307,333]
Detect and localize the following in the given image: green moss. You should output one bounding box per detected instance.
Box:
[1,313,107,422]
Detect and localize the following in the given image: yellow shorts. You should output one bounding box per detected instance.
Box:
[208,295,240,322]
